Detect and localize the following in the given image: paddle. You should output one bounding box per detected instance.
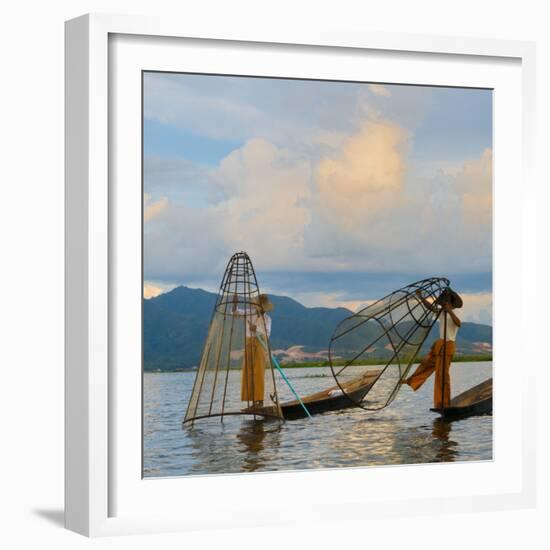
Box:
[270,353,313,419]
[441,308,447,411]
[256,333,312,419]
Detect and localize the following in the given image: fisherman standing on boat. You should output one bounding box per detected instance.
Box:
[233,294,274,409]
[404,288,463,408]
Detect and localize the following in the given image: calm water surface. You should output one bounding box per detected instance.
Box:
[143,362,492,477]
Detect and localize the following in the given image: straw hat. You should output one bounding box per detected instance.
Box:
[258,294,274,312]
[436,288,463,309]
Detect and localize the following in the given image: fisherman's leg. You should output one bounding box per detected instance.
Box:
[240,344,248,401]
[241,337,255,402]
[433,350,452,408]
[405,346,437,390]
[252,338,265,407]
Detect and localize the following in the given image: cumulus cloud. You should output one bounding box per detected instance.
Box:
[459,292,493,324]
[144,199,230,281]
[144,193,168,223]
[305,135,492,275]
[456,148,492,225]
[286,290,370,312]
[144,72,366,148]
[143,281,178,299]
[316,120,408,230]
[144,73,262,142]
[368,84,391,97]
[211,139,312,270]
[144,138,313,279]
[144,129,492,279]
[142,76,492,324]
[143,283,164,299]
[269,282,492,321]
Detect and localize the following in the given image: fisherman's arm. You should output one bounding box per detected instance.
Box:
[415,290,437,312]
[443,303,462,327]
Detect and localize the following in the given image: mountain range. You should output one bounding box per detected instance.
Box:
[143,285,493,371]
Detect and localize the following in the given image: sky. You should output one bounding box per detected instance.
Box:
[143,73,493,325]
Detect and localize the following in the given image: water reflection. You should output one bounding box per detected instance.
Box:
[237,419,282,472]
[431,418,458,463]
[144,362,492,477]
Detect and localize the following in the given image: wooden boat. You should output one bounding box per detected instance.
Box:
[430,378,492,420]
[247,370,381,420]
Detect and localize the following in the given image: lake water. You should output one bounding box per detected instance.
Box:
[143,362,492,477]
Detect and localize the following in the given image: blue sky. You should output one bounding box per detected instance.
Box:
[143,73,493,324]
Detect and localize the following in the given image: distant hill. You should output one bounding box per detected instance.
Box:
[143,286,492,371]
[143,287,217,370]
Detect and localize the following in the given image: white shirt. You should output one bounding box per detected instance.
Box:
[236,308,272,339]
[439,311,459,341]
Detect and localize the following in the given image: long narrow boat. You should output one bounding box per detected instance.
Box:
[246,370,381,420]
[430,378,492,421]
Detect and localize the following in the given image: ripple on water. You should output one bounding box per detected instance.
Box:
[143,363,493,477]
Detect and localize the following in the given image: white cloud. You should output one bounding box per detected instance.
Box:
[368,84,391,97]
[141,76,492,327]
[457,148,492,226]
[287,290,371,312]
[316,120,408,231]
[144,124,492,281]
[143,281,178,299]
[278,288,492,325]
[458,292,493,324]
[143,74,492,304]
[144,73,364,147]
[305,136,492,275]
[144,138,312,280]
[144,199,230,281]
[143,283,164,299]
[211,139,312,270]
[144,194,168,223]
[144,74,263,142]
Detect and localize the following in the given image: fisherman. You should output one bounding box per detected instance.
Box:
[233,294,274,408]
[403,288,463,408]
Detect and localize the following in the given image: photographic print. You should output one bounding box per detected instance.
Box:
[142,73,492,478]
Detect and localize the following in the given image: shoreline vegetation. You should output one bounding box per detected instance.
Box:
[145,354,493,373]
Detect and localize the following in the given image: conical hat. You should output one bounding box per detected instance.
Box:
[437,288,463,309]
[258,294,274,312]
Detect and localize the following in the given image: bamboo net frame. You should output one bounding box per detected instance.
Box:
[183,252,283,425]
[328,278,450,410]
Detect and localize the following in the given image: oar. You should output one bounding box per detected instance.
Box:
[441,307,448,412]
[255,333,312,419]
[270,353,312,419]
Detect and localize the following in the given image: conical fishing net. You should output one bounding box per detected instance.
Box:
[183,252,283,425]
[329,278,450,410]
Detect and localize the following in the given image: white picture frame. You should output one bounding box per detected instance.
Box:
[65,13,537,537]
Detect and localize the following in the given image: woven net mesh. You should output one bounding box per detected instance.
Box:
[183,252,283,424]
[329,278,450,410]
